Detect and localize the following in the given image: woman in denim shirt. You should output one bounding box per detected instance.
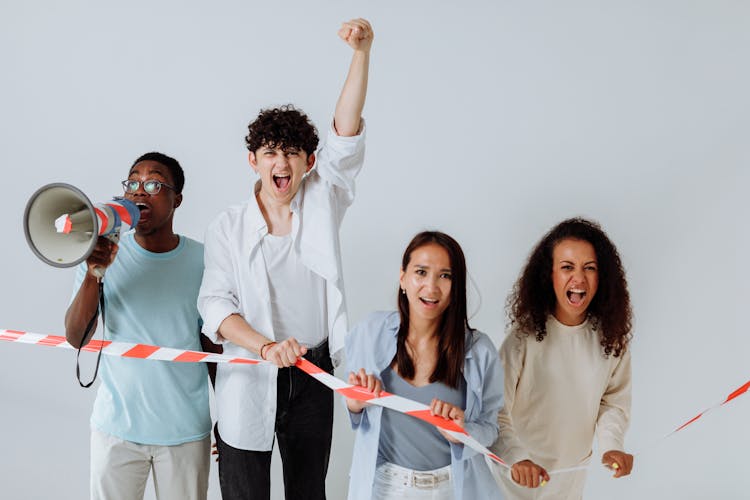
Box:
[344,231,504,499]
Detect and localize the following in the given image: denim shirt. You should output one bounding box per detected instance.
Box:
[344,311,505,500]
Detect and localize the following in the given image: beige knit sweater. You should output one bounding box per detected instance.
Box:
[489,316,631,499]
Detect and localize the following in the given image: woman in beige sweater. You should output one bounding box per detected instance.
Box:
[490,218,634,499]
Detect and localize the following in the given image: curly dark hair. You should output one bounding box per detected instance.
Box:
[508,217,632,357]
[245,105,319,155]
[395,231,471,389]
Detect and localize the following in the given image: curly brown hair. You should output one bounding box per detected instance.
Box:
[508,217,632,357]
[245,105,319,155]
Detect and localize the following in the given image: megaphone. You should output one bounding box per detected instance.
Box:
[24,183,140,271]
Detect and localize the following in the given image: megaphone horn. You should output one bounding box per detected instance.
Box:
[24,183,140,269]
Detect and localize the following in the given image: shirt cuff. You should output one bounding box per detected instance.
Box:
[201,302,239,344]
[329,117,366,139]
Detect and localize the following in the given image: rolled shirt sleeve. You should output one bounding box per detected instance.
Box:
[198,213,240,343]
[313,119,366,211]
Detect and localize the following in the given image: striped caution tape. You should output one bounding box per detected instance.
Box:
[668,380,750,435]
[296,357,506,466]
[496,378,750,477]
[520,378,750,477]
[0,329,261,365]
[0,328,505,466]
[3,328,748,474]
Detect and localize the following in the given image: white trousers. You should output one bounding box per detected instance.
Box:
[372,462,453,500]
[90,429,210,500]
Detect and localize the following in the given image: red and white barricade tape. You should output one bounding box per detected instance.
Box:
[668,380,750,435]
[0,328,506,466]
[3,328,749,473]
[296,357,506,466]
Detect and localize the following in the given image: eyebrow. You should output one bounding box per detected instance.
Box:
[414,264,452,272]
[559,260,597,265]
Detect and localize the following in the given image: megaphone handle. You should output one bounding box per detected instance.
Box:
[89,233,120,279]
[76,280,105,388]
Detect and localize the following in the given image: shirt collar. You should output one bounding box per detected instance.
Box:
[244,181,268,243]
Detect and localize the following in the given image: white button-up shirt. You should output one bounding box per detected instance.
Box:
[198,122,366,451]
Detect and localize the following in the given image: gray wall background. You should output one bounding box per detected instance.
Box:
[1,1,748,498]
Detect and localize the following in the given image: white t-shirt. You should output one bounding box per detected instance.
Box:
[261,233,327,347]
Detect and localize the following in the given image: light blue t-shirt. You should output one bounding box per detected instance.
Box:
[73,232,211,445]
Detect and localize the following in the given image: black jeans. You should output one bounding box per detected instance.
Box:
[217,340,335,500]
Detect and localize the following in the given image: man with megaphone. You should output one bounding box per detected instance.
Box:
[64,152,212,500]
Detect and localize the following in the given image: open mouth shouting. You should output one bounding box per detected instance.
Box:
[566,288,587,306]
[273,173,291,193]
[135,201,151,220]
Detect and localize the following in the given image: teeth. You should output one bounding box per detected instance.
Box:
[421,298,438,303]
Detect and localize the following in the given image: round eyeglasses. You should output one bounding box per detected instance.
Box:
[121,179,177,195]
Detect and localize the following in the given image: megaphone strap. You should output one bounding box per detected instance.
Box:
[75,280,105,388]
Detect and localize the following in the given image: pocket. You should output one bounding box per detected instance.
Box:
[373,464,405,495]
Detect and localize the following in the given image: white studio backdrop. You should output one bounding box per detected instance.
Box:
[1,1,748,499]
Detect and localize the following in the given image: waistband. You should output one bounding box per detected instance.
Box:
[303,338,330,364]
[376,461,451,489]
[276,338,330,370]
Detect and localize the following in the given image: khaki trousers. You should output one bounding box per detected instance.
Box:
[90,428,210,500]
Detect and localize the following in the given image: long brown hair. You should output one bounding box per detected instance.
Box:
[395,231,471,388]
[508,217,632,357]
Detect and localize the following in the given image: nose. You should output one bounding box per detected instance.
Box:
[571,268,585,284]
[424,274,441,292]
[275,154,289,168]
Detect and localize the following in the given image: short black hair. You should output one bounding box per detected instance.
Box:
[245,105,319,155]
[131,152,185,194]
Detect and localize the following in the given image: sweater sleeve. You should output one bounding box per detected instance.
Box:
[491,330,531,465]
[595,349,632,452]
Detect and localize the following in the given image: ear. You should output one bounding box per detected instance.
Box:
[248,151,258,173]
[306,152,315,173]
[399,268,406,292]
[173,193,183,209]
